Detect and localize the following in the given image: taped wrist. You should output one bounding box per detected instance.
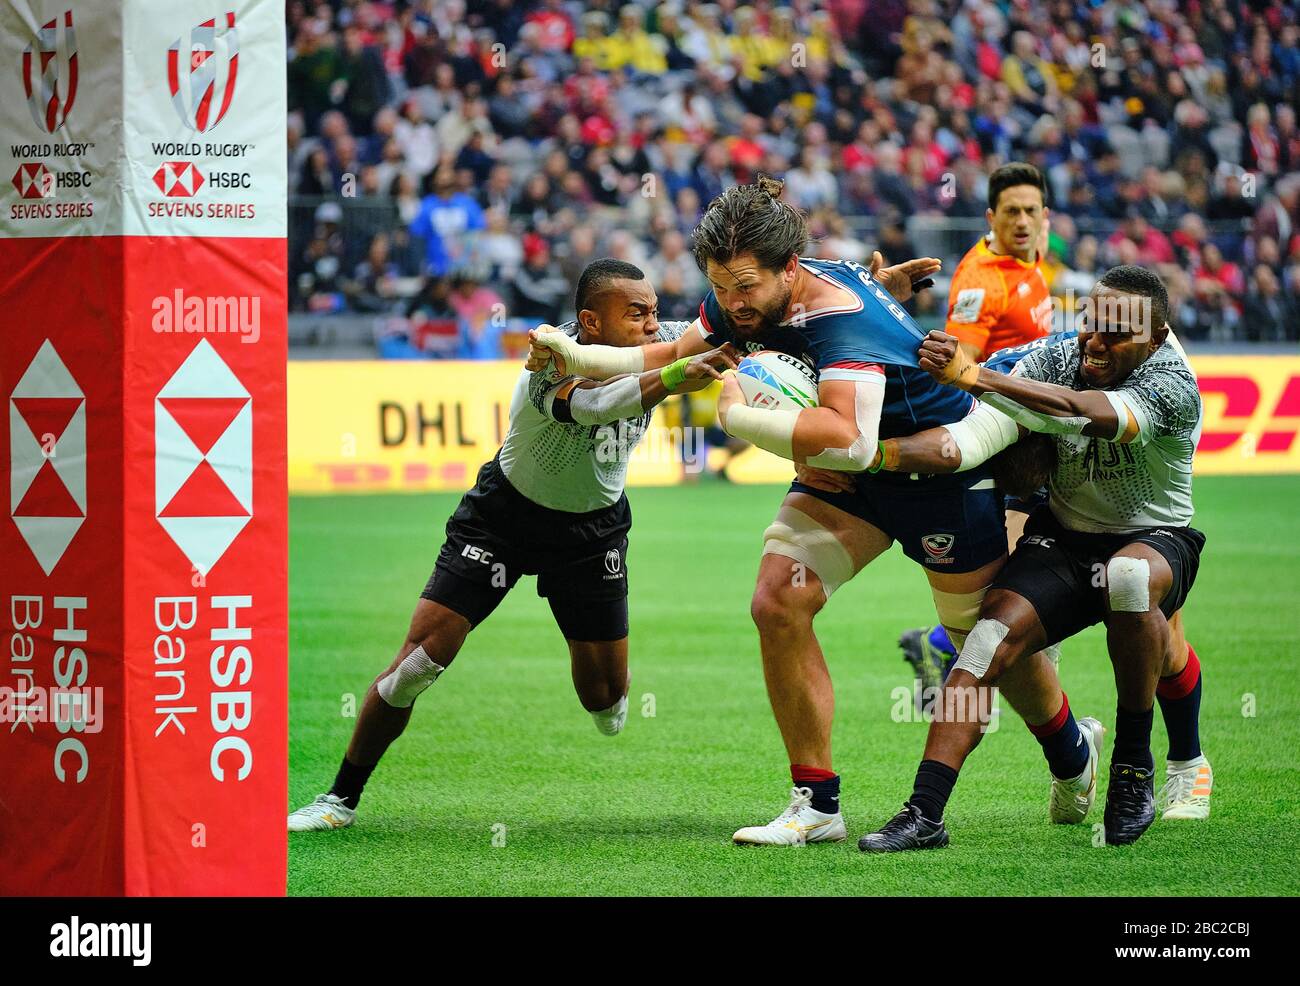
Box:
[943,402,1021,471]
[539,330,645,379]
[979,392,1090,435]
[722,403,797,459]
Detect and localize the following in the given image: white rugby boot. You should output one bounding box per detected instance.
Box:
[1160,755,1213,820]
[732,786,847,846]
[288,793,356,832]
[1049,716,1104,824]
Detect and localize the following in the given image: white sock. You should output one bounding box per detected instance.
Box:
[591,694,628,736]
[1167,755,1207,771]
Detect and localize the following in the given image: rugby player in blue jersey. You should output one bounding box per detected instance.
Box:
[526,176,1018,845]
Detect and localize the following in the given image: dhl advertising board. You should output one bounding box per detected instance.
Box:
[288,355,1300,495]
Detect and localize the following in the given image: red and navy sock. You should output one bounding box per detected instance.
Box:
[1027,693,1089,780]
[908,759,959,822]
[1113,703,1155,771]
[791,764,840,815]
[1156,645,1202,762]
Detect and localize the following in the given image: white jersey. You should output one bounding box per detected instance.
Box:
[1013,336,1202,534]
[497,320,689,513]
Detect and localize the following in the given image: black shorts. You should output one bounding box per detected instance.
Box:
[994,505,1206,647]
[421,458,631,641]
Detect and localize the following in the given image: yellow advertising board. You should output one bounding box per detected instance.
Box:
[288,355,1300,494]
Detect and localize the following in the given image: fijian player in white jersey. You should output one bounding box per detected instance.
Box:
[856,266,1212,852]
[289,260,737,830]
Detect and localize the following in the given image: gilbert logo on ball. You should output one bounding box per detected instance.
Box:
[737,351,819,411]
[21,10,77,133]
[167,12,239,133]
[155,339,252,575]
[9,340,86,575]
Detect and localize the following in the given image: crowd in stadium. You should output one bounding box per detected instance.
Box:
[286,0,1300,355]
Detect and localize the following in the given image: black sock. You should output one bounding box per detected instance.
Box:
[908,759,958,823]
[329,756,376,810]
[1156,646,1203,762]
[1112,704,1155,772]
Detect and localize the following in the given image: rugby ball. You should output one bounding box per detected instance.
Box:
[736,351,819,411]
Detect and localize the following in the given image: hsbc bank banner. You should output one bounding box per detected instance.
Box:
[0,1,286,896]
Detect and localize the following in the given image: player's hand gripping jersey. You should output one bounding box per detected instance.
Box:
[498,319,690,512]
[946,237,1053,359]
[697,258,975,441]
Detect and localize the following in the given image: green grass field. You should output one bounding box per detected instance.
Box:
[289,475,1300,896]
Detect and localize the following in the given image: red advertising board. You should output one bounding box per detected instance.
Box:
[1,1,286,895]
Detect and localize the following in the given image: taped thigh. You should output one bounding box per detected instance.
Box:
[929,585,989,652]
[762,505,857,598]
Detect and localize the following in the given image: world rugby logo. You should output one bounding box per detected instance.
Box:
[167,12,239,133]
[155,340,252,575]
[21,10,78,133]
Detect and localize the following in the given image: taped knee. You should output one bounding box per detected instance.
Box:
[761,507,855,599]
[930,586,989,652]
[1106,556,1150,613]
[953,619,1009,681]
[377,645,446,708]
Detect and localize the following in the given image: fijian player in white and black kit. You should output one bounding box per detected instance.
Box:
[288,260,737,830]
[857,266,1212,852]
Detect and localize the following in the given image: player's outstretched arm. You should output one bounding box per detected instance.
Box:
[716,374,885,471]
[919,331,1138,442]
[869,251,941,303]
[544,345,739,426]
[873,402,1025,474]
[524,320,713,379]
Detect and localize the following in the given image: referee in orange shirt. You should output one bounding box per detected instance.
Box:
[900,163,1056,703]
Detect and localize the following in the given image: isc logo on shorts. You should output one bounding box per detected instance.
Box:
[462,544,494,564]
[1022,535,1055,549]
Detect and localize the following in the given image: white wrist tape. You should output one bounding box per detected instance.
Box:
[805,376,884,471]
[723,403,797,459]
[979,392,1090,435]
[561,375,645,426]
[1100,391,1134,441]
[943,402,1021,471]
[535,329,645,379]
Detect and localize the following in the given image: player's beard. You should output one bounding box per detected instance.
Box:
[721,282,792,344]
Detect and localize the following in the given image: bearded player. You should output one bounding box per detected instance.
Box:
[288,260,736,831]
[527,177,1014,846]
[858,266,1211,852]
[900,163,1057,700]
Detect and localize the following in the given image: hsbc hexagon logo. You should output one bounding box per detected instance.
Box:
[12,163,51,200]
[21,10,78,133]
[167,12,238,133]
[155,340,252,575]
[154,161,205,197]
[10,341,87,575]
